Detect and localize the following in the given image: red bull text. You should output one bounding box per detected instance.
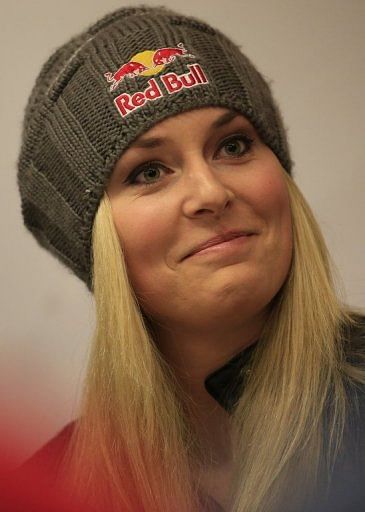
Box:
[104,44,209,119]
[114,64,209,118]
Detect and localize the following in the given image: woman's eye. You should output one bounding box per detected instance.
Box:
[217,134,254,159]
[126,162,166,187]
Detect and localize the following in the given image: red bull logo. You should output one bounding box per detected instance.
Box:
[104,43,195,92]
[104,43,210,118]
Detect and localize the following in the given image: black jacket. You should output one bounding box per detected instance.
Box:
[3,315,365,511]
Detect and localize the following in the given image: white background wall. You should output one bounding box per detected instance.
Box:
[1,0,364,465]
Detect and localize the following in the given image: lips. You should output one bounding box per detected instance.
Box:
[183,230,256,260]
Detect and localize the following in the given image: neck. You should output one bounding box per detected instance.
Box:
[150,311,265,464]
[154,311,265,401]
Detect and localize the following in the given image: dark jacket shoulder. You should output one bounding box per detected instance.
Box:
[343,313,365,363]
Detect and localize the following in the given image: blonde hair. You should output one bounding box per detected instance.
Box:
[63,170,365,511]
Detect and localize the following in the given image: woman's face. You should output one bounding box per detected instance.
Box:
[106,107,293,332]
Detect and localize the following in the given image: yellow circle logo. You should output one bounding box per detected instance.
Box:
[131,50,165,76]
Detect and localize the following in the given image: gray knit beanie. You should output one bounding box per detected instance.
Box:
[17,5,293,293]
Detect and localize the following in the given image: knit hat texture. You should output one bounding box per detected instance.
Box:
[17,5,293,292]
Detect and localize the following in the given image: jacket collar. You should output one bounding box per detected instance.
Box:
[204,340,259,412]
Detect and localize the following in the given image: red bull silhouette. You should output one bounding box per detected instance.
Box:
[104,62,148,92]
[152,42,195,66]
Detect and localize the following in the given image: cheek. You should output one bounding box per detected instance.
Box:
[260,174,291,227]
[243,158,291,232]
[110,198,173,292]
[243,157,284,206]
[244,164,293,267]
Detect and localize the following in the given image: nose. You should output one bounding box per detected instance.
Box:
[181,158,234,219]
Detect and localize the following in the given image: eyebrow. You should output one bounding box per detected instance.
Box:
[129,111,241,150]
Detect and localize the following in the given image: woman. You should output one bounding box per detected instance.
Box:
[14,5,365,512]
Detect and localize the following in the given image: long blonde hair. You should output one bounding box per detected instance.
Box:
[63,170,365,511]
